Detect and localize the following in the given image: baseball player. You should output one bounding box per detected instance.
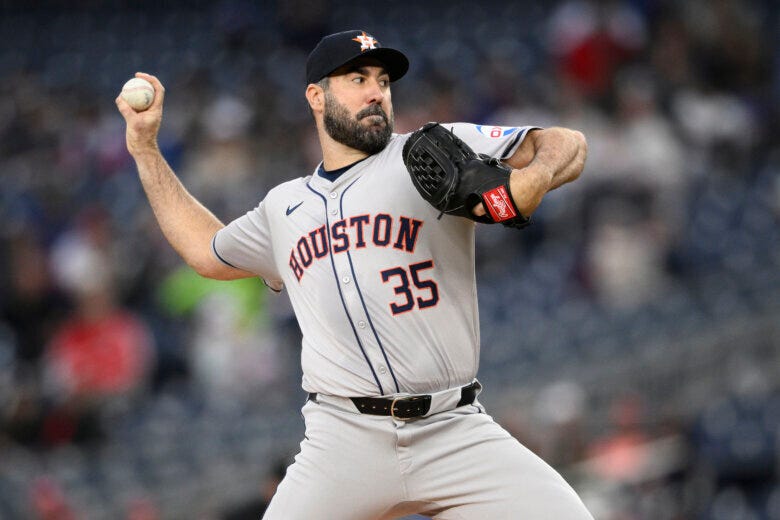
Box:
[116,30,592,519]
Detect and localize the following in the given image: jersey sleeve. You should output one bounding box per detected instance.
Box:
[212,199,283,287]
[445,122,541,160]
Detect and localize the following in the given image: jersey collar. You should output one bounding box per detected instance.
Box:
[316,156,370,182]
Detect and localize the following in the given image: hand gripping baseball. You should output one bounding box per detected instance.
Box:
[115,72,165,157]
[402,123,530,229]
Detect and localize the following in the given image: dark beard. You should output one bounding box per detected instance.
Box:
[323,91,393,155]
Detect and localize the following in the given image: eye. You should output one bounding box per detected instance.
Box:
[352,76,364,84]
[379,79,389,87]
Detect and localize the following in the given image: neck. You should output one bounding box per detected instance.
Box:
[317,123,369,170]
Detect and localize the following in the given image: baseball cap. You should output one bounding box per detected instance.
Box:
[306,30,409,85]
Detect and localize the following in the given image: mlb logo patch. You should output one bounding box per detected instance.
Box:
[476,125,518,138]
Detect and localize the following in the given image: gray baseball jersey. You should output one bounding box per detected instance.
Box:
[211,122,594,520]
[212,123,533,398]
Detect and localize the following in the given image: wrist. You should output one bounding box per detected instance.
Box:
[129,142,161,160]
[509,166,551,216]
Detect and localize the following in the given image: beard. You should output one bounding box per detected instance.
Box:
[323,91,393,155]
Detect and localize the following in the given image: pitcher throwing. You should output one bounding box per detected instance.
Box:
[116,29,592,519]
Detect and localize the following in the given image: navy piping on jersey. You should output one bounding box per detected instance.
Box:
[211,235,239,269]
[500,127,535,160]
[212,235,282,293]
[262,279,282,293]
[340,178,401,394]
[305,182,385,395]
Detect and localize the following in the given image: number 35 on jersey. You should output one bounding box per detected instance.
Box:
[288,212,439,316]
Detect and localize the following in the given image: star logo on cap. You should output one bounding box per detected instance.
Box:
[352,31,378,52]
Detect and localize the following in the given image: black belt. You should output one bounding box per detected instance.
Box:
[308,381,481,420]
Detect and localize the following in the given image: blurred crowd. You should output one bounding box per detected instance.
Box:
[0,0,778,518]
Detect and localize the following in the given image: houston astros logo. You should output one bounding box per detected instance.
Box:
[352,31,378,51]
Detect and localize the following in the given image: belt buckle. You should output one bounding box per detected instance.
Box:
[390,395,429,421]
[390,396,411,421]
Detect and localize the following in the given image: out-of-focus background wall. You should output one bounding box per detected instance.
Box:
[0,0,778,518]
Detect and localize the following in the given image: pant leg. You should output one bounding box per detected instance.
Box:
[406,406,593,520]
[262,400,406,520]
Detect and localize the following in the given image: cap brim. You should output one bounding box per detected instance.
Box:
[361,48,409,82]
[331,47,409,83]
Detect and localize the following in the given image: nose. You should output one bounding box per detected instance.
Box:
[365,78,385,105]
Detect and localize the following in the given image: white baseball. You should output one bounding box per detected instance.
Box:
[121,78,155,111]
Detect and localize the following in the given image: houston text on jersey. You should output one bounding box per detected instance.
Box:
[289,213,423,281]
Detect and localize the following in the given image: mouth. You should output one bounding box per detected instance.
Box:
[361,114,387,126]
[358,105,387,122]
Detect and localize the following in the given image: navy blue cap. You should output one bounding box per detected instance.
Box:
[306,30,409,85]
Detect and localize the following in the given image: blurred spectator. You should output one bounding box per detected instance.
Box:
[533,379,589,467]
[41,210,154,446]
[612,68,687,222]
[181,93,267,217]
[583,197,671,308]
[671,87,758,177]
[680,0,768,94]
[586,394,651,482]
[1,231,68,364]
[547,0,646,101]
[1,366,46,448]
[158,266,284,401]
[577,68,685,308]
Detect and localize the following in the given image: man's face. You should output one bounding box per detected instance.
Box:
[322,63,394,155]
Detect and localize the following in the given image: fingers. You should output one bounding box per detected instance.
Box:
[135,72,165,109]
[472,202,486,217]
[115,74,164,156]
[115,95,136,119]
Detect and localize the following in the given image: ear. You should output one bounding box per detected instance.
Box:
[306,84,324,113]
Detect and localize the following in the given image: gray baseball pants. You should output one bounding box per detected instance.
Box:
[262,398,593,519]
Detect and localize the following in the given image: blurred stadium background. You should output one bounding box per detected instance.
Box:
[0,0,778,518]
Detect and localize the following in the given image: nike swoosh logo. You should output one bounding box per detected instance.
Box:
[286,201,304,216]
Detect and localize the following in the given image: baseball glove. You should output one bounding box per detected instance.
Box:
[402,122,530,229]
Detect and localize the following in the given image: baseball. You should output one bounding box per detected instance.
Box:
[120,78,154,111]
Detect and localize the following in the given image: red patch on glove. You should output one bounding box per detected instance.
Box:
[483,185,517,222]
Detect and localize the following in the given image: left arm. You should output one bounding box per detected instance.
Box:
[501,127,587,217]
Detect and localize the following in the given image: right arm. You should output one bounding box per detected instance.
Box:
[116,73,252,280]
